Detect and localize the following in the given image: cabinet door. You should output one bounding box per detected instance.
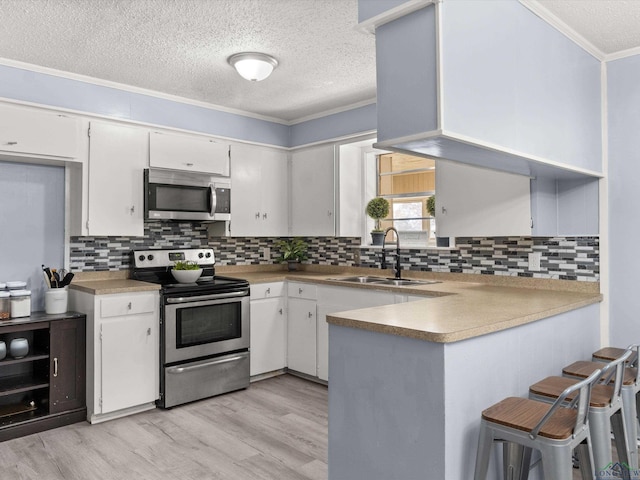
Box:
[291,144,336,236]
[149,131,229,175]
[50,318,86,414]
[0,104,80,158]
[88,121,146,236]
[250,297,286,376]
[100,313,157,414]
[230,143,263,236]
[435,159,531,237]
[258,149,289,237]
[287,298,317,377]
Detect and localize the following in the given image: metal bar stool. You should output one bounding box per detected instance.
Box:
[530,349,632,475]
[565,344,640,470]
[474,368,601,480]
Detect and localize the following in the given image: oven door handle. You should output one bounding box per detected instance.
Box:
[166,354,246,374]
[166,290,248,304]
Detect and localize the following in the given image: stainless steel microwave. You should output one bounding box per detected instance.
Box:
[144,168,231,222]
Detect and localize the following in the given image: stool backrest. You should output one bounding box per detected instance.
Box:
[599,348,633,400]
[528,367,601,440]
[626,344,640,384]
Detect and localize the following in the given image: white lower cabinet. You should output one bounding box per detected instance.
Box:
[69,289,159,423]
[287,297,317,377]
[250,282,286,376]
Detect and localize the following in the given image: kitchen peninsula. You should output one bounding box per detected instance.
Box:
[323,278,600,480]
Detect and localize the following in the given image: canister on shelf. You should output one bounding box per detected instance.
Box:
[0,292,9,320]
[9,290,31,318]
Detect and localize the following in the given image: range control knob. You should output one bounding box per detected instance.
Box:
[138,255,146,262]
[205,252,211,258]
[198,252,204,258]
[148,254,154,261]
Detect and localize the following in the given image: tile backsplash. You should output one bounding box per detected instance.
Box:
[69,223,598,282]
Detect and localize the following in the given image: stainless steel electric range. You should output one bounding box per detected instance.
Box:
[131,248,250,408]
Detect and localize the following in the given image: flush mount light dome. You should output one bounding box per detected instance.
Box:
[228,52,278,82]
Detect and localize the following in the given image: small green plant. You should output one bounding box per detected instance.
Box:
[173,260,200,270]
[366,197,390,232]
[426,195,436,217]
[276,238,309,263]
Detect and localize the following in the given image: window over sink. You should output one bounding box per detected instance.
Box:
[377,153,435,246]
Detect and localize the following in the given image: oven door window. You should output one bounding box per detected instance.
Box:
[176,302,241,348]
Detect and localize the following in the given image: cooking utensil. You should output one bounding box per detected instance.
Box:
[59,272,74,287]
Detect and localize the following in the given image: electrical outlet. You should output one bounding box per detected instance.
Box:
[263,246,270,260]
[353,249,361,266]
[528,252,541,271]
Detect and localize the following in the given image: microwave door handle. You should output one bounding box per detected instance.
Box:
[209,185,217,216]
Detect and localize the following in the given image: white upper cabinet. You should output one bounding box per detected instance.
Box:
[435,160,531,237]
[291,144,336,236]
[230,143,288,237]
[373,1,602,177]
[87,121,147,236]
[0,103,81,159]
[149,131,229,175]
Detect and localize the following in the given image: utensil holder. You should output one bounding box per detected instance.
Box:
[45,287,68,315]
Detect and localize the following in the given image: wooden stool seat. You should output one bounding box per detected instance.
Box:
[481,396,577,440]
[563,360,638,386]
[530,376,613,408]
[593,347,628,362]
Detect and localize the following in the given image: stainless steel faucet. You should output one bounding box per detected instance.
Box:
[381,227,402,279]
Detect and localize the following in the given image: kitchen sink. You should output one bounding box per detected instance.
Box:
[329,276,388,283]
[329,276,441,287]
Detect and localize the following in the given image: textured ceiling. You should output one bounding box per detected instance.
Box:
[529,0,640,55]
[0,1,639,124]
[0,0,376,123]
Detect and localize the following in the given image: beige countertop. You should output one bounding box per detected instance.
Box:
[69,265,601,343]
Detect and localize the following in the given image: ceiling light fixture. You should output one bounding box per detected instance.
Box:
[228,52,278,82]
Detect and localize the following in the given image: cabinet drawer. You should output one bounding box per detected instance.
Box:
[250,282,285,300]
[100,293,157,318]
[287,282,317,300]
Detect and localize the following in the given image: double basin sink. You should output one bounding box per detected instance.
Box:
[328,276,441,287]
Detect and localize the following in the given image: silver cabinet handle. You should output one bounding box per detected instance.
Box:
[147,327,151,336]
[279,308,283,315]
[328,211,332,217]
[53,357,58,377]
[298,288,303,294]
[127,302,132,310]
[266,287,271,295]
[255,212,260,219]
[263,213,268,219]
[308,311,313,318]
[6,141,17,145]
[185,162,194,167]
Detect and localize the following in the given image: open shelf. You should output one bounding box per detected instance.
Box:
[0,374,49,397]
[0,351,49,366]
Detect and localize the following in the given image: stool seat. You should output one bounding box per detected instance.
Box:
[564,360,638,386]
[482,396,577,440]
[593,347,628,362]
[530,376,613,408]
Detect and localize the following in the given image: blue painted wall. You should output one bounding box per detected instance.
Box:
[0,160,65,311]
[0,63,377,148]
[607,54,640,346]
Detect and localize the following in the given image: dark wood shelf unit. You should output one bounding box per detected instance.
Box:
[0,313,86,440]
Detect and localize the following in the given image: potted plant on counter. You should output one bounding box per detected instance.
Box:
[366,197,390,246]
[276,238,309,271]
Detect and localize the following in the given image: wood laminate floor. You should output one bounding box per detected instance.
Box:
[0,374,328,480]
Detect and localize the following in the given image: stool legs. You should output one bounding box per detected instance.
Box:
[502,442,531,480]
[474,423,493,480]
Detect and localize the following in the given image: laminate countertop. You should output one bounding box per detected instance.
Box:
[69,266,601,343]
[220,266,602,344]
